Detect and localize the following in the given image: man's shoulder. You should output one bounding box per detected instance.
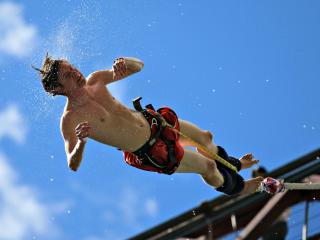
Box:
[86,71,105,86]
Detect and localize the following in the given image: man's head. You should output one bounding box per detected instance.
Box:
[33,53,85,96]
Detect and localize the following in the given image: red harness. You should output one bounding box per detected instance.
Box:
[123,98,184,174]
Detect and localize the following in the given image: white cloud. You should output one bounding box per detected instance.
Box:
[145,198,158,218]
[0,2,37,57]
[117,187,141,227]
[0,152,61,240]
[70,183,159,240]
[105,186,159,226]
[0,104,28,144]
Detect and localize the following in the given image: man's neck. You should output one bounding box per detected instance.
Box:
[65,87,89,107]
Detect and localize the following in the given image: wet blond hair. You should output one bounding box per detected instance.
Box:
[32,53,64,96]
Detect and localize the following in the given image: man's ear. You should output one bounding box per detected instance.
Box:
[52,85,64,96]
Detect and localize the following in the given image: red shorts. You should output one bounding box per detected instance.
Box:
[123,107,184,175]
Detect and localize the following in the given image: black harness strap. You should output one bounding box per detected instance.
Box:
[161,137,177,169]
[132,96,144,112]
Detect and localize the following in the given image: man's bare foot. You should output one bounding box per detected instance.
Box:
[241,176,264,195]
[240,153,259,170]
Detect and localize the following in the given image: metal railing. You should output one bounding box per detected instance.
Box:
[128,148,320,240]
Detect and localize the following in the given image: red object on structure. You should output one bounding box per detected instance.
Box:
[261,177,285,194]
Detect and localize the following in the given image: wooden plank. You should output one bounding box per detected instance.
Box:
[238,191,293,240]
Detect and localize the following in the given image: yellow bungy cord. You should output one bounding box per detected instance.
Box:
[161,120,238,173]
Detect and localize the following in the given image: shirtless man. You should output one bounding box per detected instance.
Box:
[33,54,263,196]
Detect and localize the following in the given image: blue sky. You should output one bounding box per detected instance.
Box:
[0,0,319,239]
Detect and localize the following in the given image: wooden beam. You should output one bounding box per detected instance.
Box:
[238,190,320,240]
[238,191,294,240]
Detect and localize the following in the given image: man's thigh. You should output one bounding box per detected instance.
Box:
[175,149,214,175]
[178,118,216,147]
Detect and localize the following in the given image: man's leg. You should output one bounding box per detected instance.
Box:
[175,149,224,188]
[178,119,218,157]
[177,119,263,194]
[176,149,263,194]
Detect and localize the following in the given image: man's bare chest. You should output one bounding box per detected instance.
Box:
[72,87,133,127]
[77,101,109,123]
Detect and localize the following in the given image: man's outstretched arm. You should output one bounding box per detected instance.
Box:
[66,137,87,171]
[61,118,90,171]
[88,57,144,85]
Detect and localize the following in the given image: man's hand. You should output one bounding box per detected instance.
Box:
[240,153,259,170]
[112,58,127,80]
[75,121,91,142]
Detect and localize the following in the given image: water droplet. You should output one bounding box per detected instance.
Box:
[50,178,54,182]
[266,79,269,82]
[67,210,71,214]
[50,155,54,159]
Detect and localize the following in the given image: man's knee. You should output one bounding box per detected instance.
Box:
[204,159,218,177]
[206,130,213,141]
[202,159,224,187]
[202,130,213,145]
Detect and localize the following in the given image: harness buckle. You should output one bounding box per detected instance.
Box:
[132,96,143,112]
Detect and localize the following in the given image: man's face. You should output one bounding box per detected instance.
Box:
[57,61,86,93]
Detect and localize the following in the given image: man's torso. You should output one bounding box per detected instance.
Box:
[62,80,151,152]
